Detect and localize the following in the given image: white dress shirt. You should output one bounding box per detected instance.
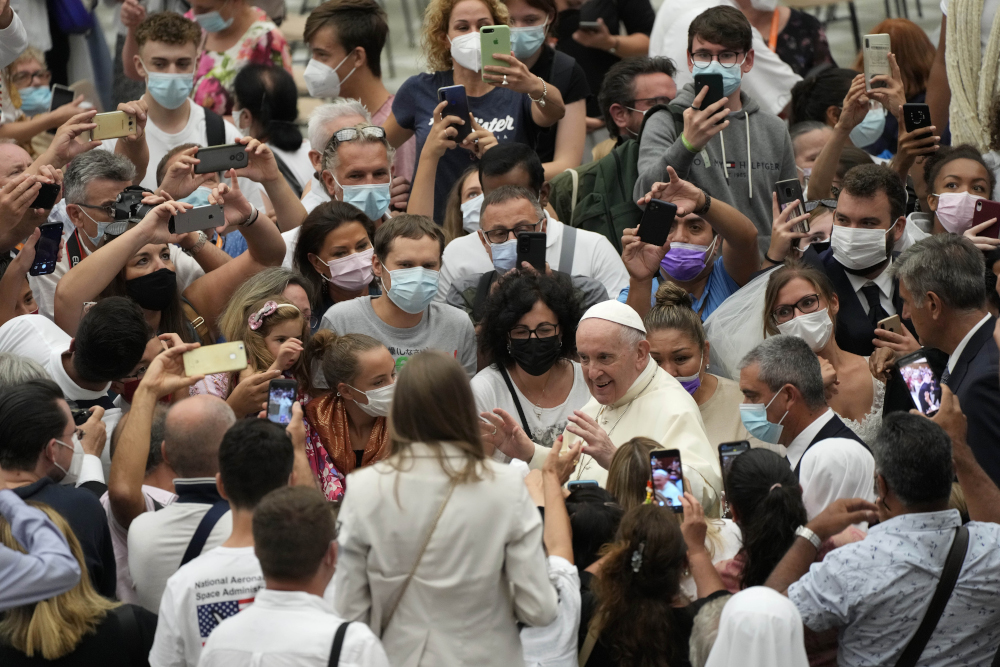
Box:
[844,261,896,318]
[784,409,876,520]
[789,510,1000,666]
[199,588,390,667]
[947,313,992,374]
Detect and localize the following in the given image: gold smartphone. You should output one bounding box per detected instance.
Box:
[878,314,902,335]
[85,111,137,141]
[183,342,248,376]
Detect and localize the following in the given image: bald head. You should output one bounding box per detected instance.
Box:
[0,143,34,188]
[576,318,650,405]
[162,395,236,478]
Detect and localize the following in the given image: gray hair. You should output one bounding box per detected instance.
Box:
[891,234,986,311]
[480,184,544,221]
[738,335,826,409]
[320,121,395,175]
[872,412,953,506]
[63,150,136,205]
[163,395,235,478]
[307,99,371,155]
[689,594,731,667]
[789,120,832,142]
[0,354,50,390]
[619,324,646,349]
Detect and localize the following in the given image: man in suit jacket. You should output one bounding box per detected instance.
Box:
[894,233,1000,485]
[804,165,913,357]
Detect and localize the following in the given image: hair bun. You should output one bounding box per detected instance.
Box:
[653,282,693,310]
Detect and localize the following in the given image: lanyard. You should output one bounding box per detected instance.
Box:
[768,8,780,52]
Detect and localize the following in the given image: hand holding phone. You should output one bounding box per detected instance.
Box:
[650,449,684,513]
[480,25,511,81]
[182,342,248,376]
[28,222,63,276]
[267,379,298,425]
[30,181,61,210]
[437,85,473,142]
[194,144,249,174]
[902,103,932,133]
[863,34,891,91]
[896,350,942,416]
[972,199,1000,239]
[637,199,676,247]
[775,179,808,233]
[516,232,546,272]
[877,314,902,335]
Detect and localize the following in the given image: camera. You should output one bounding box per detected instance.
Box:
[105,185,172,237]
[66,400,93,426]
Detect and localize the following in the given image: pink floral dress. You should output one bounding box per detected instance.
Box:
[186,7,292,116]
[303,421,346,502]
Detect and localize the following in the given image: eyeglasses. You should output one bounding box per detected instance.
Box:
[482,217,544,245]
[121,365,148,382]
[625,96,674,108]
[772,293,821,324]
[309,315,320,330]
[509,322,559,340]
[804,199,838,212]
[691,51,746,68]
[76,202,116,219]
[331,125,387,147]
[12,69,51,86]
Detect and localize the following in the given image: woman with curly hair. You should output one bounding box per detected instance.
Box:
[472,271,589,453]
[383,0,565,223]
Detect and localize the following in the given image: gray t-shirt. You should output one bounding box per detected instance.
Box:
[319,296,477,377]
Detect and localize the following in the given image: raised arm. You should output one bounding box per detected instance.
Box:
[232,137,307,232]
[28,110,101,174]
[542,436,582,563]
[0,164,62,252]
[119,0,146,81]
[112,98,150,186]
[806,75,867,201]
[483,53,566,128]
[383,112,414,150]
[925,15,949,132]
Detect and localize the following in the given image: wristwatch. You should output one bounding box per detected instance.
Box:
[795,525,822,550]
[694,189,712,216]
[608,36,619,55]
[240,204,259,228]
[182,230,208,256]
[528,77,547,108]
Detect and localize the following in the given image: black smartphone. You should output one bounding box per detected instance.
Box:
[49,83,75,111]
[266,379,298,425]
[693,73,724,111]
[437,84,473,142]
[775,178,808,234]
[577,20,601,31]
[169,204,226,234]
[29,222,63,276]
[896,350,942,417]
[516,231,546,272]
[650,448,684,513]
[718,440,750,519]
[567,480,599,491]
[902,103,932,133]
[30,181,61,210]
[194,144,249,174]
[638,198,676,247]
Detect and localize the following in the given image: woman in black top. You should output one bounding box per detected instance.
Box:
[0,504,157,667]
[503,0,590,177]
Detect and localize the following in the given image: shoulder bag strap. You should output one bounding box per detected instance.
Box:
[497,364,534,441]
[893,525,970,667]
[577,614,601,667]
[114,604,144,667]
[271,150,303,198]
[380,478,458,635]
[204,108,226,147]
[180,500,229,566]
[559,224,576,276]
[327,621,351,667]
[567,168,580,219]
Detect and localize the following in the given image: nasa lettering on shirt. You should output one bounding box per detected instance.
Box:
[427,115,516,141]
[194,573,264,643]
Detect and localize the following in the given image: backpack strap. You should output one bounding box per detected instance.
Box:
[271,150,303,199]
[497,364,534,441]
[327,621,351,667]
[578,614,601,667]
[893,525,970,667]
[204,108,226,148]
[566,168,580,219]
[180,500,229,566]
[114,604,144,667]
[559,224,576,275]
[637,103,686,143]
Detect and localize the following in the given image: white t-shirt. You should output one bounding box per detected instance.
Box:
[272,141,314,192]
[521,555,581,667]
[438,216,628,308]
[281,226,301,270]
[301,174,330,214]
[471,362,591,449]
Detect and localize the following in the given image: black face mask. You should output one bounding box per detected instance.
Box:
[125,268,177,311]
[508,335,562,376]
[810,240,831,254]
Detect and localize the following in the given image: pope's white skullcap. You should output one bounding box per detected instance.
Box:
[579,300,647,334]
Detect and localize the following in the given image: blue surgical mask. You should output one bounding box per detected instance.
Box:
[335,176,391,221]
[77,207,113,247]
[180,186,214,207]
[383,265,439,314]
[144,65,194,110]
[696,60,742,96]
[19,86,52,115]
[510,22,548,60]
[849,107,887,148]
[489,238,518,273]
[739,389,788,444]
[193,5,234,32]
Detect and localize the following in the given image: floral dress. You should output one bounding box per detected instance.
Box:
[186,7,292,116]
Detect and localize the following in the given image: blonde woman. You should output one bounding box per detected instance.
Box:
[332,350,557,665]
[0,503,157,666]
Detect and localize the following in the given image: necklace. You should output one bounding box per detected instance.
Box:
[517,362,560,418]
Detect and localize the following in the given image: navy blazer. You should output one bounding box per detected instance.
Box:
[944,315,1000,485]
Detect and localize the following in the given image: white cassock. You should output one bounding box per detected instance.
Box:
[527,357,723,514]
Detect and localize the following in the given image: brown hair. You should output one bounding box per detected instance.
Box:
[421,0,510,72]
[762,260,837,337]
[442,165,480,242]
[134,12,201,50]
[606,437,660,514]
[304,329,383,396]
[372,213,445,262]
[253,486,337,582]
[304,0,389,78]
[687,6,751,54]
[501,0,556,35]
[644,282,706,348]
[850,19,934,98]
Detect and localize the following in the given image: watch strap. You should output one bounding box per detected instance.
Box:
[795,525,822,550]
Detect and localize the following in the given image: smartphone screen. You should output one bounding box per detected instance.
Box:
[267,379,297,425]
[29,223,63,276]
[897,351,942,416]
[718,441,750,482]
[650,449,684,513]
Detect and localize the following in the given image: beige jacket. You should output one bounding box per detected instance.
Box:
[333,442,558,667]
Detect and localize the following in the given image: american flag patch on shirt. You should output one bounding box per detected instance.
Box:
[197,598,255,640]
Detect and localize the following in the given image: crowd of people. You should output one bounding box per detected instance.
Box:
[1,0,1000,662]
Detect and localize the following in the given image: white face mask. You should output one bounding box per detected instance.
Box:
[830,222,895,271]
[461,193,484,233]
[54,435,83,485]
[776,308,834,352]
[346,381,395,417]
[234,108,250,135]
[303,55,356,99]
[449,32,482,72]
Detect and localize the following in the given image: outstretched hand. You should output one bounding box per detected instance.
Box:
[479,408,535,461]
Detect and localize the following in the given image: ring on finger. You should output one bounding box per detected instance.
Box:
[492,426,498,436]
[502,74,508,86]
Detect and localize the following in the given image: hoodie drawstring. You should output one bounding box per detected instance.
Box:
[719,110,752,199]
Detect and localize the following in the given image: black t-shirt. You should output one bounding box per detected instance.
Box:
[0,604,158,666]
[555,0,656,117]
[12,477,117,599]
[529,45,591,163]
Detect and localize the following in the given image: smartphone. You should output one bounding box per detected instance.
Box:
[194,144,249,174]
[182,342,248,376]
[896,349,942,416]
[577,20,602,31]
[437,84,473,142]
[516,231,546,272]
[566,480,599,491]
[878,314,902,335]
[718,441,750,482]
[266,379,298,425]
[28,222,63,276]
[775,178,808,234]
[85,111,137,142]
[693,73,724,111]
[973,199,1000,239]
[30,181,61,210]
[863,34,891,91]
[169,204,225,234]
[650,448,684,513]
[637,199,676,247]
[480,25,511,80]
[902,103,932,133]
[49,83,75,111]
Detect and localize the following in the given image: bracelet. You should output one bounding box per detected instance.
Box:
[764,252,785,264]
[680,133,699,154]
[795,525,822,551]
[694,189,712,216]
[239,204,259,228]
[528,77,547,108]
[183,230,208,256]
[608,36,619,54]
